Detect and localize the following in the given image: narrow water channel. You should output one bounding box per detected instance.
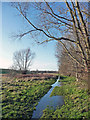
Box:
[32,77,64,118]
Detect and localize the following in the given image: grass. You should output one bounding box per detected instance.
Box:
[1,76,56,119]
[41,76,90,119]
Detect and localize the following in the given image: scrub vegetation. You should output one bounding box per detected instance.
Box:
[2,76,56,119]
[41,76,90,119]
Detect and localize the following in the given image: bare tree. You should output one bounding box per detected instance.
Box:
[56,42,83,81]
[11,1,90,89]
[12,48,35,74]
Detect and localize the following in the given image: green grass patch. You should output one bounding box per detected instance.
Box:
[2,77,56,119]
[41,76,90,119]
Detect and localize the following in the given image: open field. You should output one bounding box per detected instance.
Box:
[1,75,57,119]
[41,76,90,119]
[1,74,89,119]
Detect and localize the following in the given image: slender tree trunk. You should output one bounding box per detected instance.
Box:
[76,62,79,82]
[87,58,90,91]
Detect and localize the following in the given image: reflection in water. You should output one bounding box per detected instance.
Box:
[32,77,64,118]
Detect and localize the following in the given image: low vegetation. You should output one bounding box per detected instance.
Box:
[1,76,56,119]
[41,76,90,119]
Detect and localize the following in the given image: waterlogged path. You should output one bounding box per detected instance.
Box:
[32,77,64,118]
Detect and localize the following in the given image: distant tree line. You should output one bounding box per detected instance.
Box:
[56,42,88,82]
[30,70,58,74]
[1,68,58,75]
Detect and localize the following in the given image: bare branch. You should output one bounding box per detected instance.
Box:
[14,3,77,44]
[14,30,37,39]
[45,1,73,22]
[65,0,88,67]
[75,0,89,47]
[82,10,90,16]
[58,40,85,67]
[43,10,73,28]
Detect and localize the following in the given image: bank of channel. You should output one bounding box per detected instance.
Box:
[32,77,64,118]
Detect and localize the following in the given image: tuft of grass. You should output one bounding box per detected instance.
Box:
[41,76,90,119]
[2,77,56,119]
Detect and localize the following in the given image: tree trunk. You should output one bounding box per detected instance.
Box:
[76,62,79,82]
